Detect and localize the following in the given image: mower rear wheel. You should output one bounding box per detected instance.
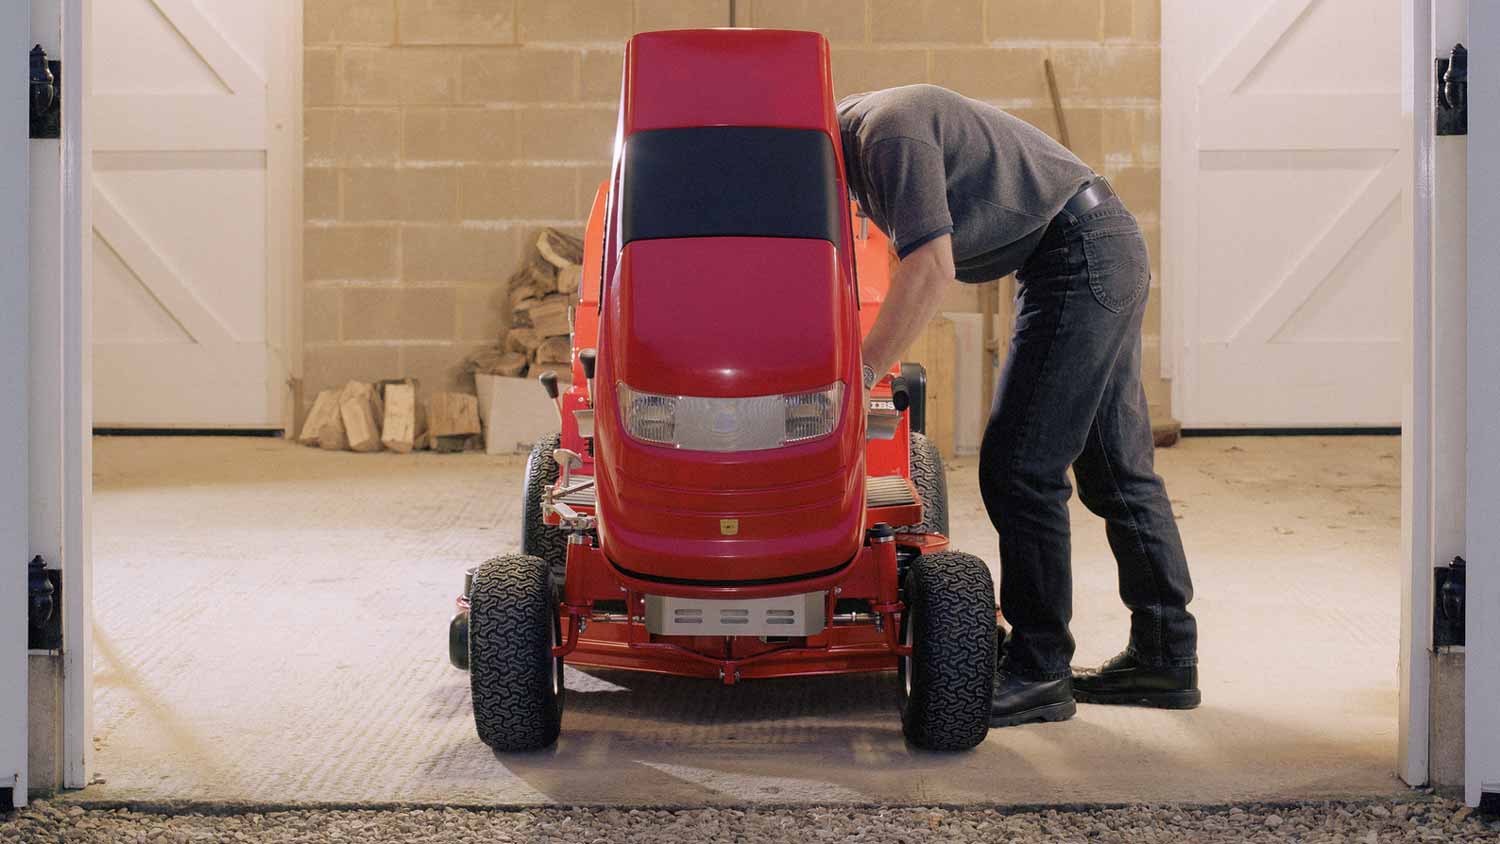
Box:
[898,551,996,751]
[897,432,948,537]
[468,554,565,751]
[521,433,568,590]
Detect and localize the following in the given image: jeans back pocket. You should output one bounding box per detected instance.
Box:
[1082,227,1150,314]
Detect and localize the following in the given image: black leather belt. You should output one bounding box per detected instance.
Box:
[1061,176,1115,218]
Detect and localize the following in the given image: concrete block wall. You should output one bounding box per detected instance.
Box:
[303,0,1167,413]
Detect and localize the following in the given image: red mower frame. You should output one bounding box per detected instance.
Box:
[452,28,997,753]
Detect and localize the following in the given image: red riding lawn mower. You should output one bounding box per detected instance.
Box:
[448,28,998,752]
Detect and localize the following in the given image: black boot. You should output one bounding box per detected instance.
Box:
[989,669,1076,728]
[1072,651,1201,709]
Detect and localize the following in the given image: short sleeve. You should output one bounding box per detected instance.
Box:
[861,137,954,258]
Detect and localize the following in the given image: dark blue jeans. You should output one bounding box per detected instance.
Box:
[978,197,1198,681]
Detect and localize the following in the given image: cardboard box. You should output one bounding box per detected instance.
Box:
[475,373,558,455]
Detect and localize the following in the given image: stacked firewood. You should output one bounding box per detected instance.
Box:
[297,379,483,454]
[467,228,583,380]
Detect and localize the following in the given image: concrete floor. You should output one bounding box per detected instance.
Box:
[77,435,1406,807]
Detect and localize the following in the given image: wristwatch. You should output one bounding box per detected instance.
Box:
[862,363,878,391]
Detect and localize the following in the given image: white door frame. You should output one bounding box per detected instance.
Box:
[23,0,92,796]
[1467,0,1500,809]
[1399,0,1438,793]
[268,1,304,435]
[3,0,34,811]
[1406,0,1500,807]
[60,0,93,790]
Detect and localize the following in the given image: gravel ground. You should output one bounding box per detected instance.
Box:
[3,799,1496,843]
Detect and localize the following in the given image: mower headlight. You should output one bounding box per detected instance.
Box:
[617,382,845,452]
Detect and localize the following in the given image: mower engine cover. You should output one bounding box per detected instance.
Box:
[593,29,866,584]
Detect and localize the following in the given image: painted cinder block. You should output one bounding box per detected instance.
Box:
[1049,44,1161,99]
[869,0,985,44]
[399,0,517,45]
[402,108,518,162]
[517,0,633,42]
[401,225,523,284]
[747,0,868,43]
[303,345,402,397]
[305,225,399,281]
[305,108,402,164]
[634,0,731,33]
[830,48,927,97]
[461,48,577,103]
[306,0,396,45]
[342,167,462,223]
[342,287,459,342]
[304,167,339,221]
[579,49,626,102]
[456,285,508,343]
[929,47,1048,99]
[461,164,578,221]
[989,0,1103,41]
[304,48,339,106]
[515,107,618,161]
[400,342,490,395]
[304,288,341,344]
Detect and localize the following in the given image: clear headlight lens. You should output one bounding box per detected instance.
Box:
[617,382,845,451]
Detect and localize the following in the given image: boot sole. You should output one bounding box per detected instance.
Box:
[1072,688,1201,709]
[989,698,1077,728]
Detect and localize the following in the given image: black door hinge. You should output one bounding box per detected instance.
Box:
[28,555,62,651]
[1437,43,1467,136]
[30,44,60,139]
[1433,556,1466,649]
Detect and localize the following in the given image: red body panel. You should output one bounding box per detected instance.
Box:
[595,235,866,581]
[610,238,848,398]
[622,29,837,134]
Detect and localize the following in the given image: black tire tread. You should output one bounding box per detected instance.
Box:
[520,433,568,587]
[900,550,996,751]
[897,432,949,537]
[468,554,563,751]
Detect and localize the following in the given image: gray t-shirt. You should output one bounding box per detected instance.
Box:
[837,84,1094,282]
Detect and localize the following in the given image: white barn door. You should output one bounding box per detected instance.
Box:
[1164,0,1408,427]
[1,0,31,810]
[1469,0,1500,810]
[91,0,293,428]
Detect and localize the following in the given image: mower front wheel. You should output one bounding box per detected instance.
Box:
[898,551,997,751]
[469,553,565,751]
[521,433,568,591]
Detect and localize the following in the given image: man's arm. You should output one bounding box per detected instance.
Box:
[861,234,958,383]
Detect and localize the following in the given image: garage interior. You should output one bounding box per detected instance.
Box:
[11,0,1497,830]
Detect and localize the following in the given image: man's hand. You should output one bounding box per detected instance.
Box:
[861,234,958,382]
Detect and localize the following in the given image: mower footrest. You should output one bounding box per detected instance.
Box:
[866,475,916,509]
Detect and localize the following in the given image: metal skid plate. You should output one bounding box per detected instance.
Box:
[645,591,826,636]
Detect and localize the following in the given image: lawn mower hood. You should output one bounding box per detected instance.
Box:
[591,28,867,585]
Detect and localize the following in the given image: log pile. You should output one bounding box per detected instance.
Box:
[297,379,482,453]
[467,228,583,381]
